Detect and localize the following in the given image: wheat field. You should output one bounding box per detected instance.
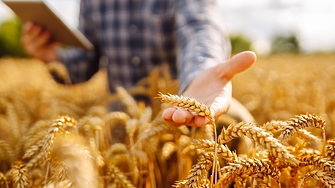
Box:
[0,54,335,188]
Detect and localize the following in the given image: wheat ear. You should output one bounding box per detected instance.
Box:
[279,113,325,141]
[326,139,335,161]
[174,153,213,188]
[135,116,181,154]
[0,172,9,188]
[107,164,136,188]
[191,139,237,162]
[104,111,131,125]
[220,158,280,181]
[23,116,77,168]
[298,151,335,175]
[261,120,287,134]
[49,134,98,188]
[158,93,214,122]
[216,173,238,188]
[220,121,299,166]
[23,116,77,159]
[21,120,51,153]
[298,170,335,188]
[10,161,29,188]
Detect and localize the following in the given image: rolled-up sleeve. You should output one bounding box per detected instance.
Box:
[57,0,100,83]
[176,0,231,93]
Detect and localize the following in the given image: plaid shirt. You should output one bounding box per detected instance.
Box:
[58,0,231,93]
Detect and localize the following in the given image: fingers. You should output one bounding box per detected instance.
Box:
[162,107,211,127]
[21,22,59,62]
[22,22,45,50]
[163,107,193,124]
[163,107,207,126]
[217,51,257,79]
[21,22,51,54]
[193,116,210,127]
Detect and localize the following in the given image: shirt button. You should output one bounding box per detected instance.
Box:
[129,24,138,33]
[131,56,141,65]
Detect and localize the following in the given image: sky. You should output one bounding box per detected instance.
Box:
[219,0,335,54]
[1,0,335,55]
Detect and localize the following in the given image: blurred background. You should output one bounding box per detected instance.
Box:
[1,0,335,57]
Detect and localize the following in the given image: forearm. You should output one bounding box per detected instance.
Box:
[176,0,231,93]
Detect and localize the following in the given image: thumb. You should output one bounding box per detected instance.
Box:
[219,51,257,79]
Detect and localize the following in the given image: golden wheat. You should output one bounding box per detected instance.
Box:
[10,161,29,188]
[298,170,335,188]
[279,114,325,141]
[49,134,99,188]
[2,56,335,187]
[220,121,299,166]
[174,153,214,188]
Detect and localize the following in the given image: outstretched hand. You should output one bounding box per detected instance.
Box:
[162,51,256,127]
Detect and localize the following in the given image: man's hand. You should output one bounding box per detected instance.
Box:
[21,22,60,63]
[162,51,257,127]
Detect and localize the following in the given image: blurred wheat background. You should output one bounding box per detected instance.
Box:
[232,54,335,139]
[0,53,335,187]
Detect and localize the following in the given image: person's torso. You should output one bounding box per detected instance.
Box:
[86,0,178,91]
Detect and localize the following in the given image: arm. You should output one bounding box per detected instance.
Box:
[162,0,256,127]
[176,0,231,93]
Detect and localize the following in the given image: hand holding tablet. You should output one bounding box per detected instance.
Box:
[3,0,93,51]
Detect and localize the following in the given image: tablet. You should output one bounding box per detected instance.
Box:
[3,0,93,51]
